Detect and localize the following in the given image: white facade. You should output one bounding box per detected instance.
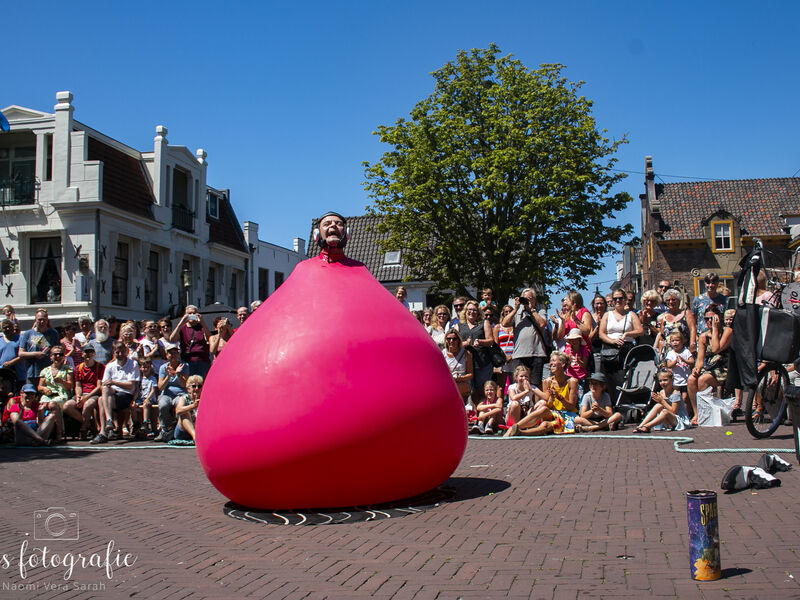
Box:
[0,91,255,325]
[243,221,305,303]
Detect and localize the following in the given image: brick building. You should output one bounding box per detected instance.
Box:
[638,156,800,298]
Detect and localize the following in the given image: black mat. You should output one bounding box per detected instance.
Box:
[223,486,458,525]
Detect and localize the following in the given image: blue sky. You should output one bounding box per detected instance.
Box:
[7,1,800,295]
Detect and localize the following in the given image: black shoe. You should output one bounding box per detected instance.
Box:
[90,433,108,445]
[722,465,781,491]
[730,408,743,422]
[757,453,792,474]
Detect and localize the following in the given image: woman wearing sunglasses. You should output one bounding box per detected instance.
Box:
[443,329,473,407]
[174,375,203,443]
[38,344,74,442]
[598,291,644,400]
[427,305,451,350]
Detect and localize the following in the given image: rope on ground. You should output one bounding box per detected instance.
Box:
[0,443,195,451]
[469,433,797,454]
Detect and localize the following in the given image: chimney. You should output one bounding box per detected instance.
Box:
[153,126,169,205]
[243,221,259,248]
[293,237,305,256]
[52,91,74,189]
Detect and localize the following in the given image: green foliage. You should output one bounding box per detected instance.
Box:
[363,44,633,302]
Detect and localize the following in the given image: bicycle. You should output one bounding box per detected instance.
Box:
[743,247,800,439]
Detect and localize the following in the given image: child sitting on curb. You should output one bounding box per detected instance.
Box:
[574,372,623,432]
[472,380,504,435]
[634,368,691,433]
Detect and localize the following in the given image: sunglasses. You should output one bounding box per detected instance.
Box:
[612,297,625,302]
[51,353,64,358]
[189,384,203,389]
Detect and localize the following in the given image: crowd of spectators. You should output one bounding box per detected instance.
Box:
[0,267,778,446]
[0,302,258,446]
[414,273,758,436]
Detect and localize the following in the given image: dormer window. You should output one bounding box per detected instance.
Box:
[207,192,219,219]
[383,251,401,266]
[711,220,733,253]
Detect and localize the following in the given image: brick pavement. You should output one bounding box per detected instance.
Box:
[0,422,799,599]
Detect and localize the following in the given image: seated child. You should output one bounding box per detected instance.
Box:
[634,368,691,433]
[472,380,503,435]
[564,329,590,393]
[574,372,623,432]
[504,365,542,427]
[2,384,56,445]
[134,358,158,438]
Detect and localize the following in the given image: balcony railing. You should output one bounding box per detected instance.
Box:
[0,178,36,206]
[172,204,195,233]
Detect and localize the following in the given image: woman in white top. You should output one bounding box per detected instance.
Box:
[442,329,473,406]
[599,292,644,348]
[599,291,644,401]
[427,304,451,350]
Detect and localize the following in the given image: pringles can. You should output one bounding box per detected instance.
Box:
[686,490,721,580]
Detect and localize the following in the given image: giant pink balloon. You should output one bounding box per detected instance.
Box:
[196,252,467,509]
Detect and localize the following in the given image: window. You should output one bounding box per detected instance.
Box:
[206,266,216,306]
[274,271,284,289]
[172,169,193,232]
[0,146,36,205]
[207,193,219,219]
[258,268,269,299]
[383,251,401,266]
[45,135,53,181]
[145,250,159,311]
[711,220,733,253]
[112,241,129,306]
[228,272,238,307]
[30,237,61,304]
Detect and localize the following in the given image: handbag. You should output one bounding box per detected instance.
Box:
[757,305,800,364]
[489,343,507,368]
[600,344,620,365]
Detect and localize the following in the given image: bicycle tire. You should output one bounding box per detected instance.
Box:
[745,363,789,439]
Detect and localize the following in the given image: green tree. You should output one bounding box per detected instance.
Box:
[363,44,632,303]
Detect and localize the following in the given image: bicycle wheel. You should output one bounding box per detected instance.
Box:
[745,363,789,438]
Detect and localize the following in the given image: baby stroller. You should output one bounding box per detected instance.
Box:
[614,345,659,423]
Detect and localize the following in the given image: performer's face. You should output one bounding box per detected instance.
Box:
[320,216,345,247]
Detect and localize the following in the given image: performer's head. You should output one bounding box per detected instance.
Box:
[317,212,348,249]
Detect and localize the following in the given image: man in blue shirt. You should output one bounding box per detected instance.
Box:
[18,309,60,385]
[0,318,25,392]
[690,273,728,337]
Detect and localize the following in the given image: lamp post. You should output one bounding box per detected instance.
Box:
[182,267,192,309]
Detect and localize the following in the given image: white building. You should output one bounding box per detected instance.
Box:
[0,91,302,325]
[243,222,305,301]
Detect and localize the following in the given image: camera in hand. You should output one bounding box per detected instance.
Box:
[519,296,529,307]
